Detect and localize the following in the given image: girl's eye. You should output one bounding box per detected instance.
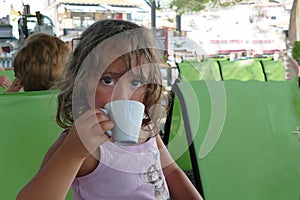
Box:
[101,76,115,86]
[130,80,143,88]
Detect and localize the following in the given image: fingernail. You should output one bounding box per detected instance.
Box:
[96,108,108,115]
[99,108,108,115]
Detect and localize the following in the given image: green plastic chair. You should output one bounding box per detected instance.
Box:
[218,59,266,81]
[164,79,300,200]
[0,90,73,199]
[0,69,15,81]
[178,58,286,82]
[260,60,286,81]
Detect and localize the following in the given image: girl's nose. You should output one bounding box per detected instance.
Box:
[112,83,132,101]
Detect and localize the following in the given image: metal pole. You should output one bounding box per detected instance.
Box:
[176,15,181,32]
[151,0,156,28]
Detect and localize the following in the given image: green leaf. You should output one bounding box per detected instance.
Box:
[292,41,300,66]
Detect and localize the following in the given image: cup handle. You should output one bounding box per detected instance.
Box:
[100,108,112,136]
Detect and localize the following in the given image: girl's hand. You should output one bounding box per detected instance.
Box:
[64,109,114,159]
[0,75,11,90]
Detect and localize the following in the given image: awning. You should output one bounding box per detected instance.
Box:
[60,4,147,13]
[100,4,148,13]
[62,4,108,12]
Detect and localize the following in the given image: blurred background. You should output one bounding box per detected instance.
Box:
[0,0,297,71]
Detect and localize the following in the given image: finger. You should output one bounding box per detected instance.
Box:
[5,82,11,87]
[4,81,11,88]
[91,123,111,138]
[77,109,111,128]
[75,109,99,124]
[101,120,114,131]
[5,78,11,85]
[3,81,10,88]
[79,109,105,120]
[88,113,113,130]
[91,120,114,134]
[93,123,114,143]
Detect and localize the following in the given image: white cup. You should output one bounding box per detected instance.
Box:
[102,100,145,145]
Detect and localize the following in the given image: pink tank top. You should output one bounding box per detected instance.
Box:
[71,137,170,200]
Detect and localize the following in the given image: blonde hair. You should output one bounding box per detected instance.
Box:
[13,33,71,91]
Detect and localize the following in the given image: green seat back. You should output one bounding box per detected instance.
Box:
[165,94,192,171]
[0,69,15,81]
[166,80,300,200]
[178,60,221,81]
[0,90,73,199]
[218,59,266,81]
[178,58,286,82]
[260,60,286,81]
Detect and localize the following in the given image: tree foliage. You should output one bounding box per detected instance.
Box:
[292,41,300,66]
[170,0,209,15]
[169,0,242,15]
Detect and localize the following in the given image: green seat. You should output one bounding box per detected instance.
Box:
[164,79,300,199]
[0,90,73,199]
[163,93,192,172]
[260,60,286,81]
[178,60,221,81]
[178,58,286,82]
[218,59,266,81]
[0,69,15,81]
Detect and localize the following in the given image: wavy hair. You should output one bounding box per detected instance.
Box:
[55,19,167,132]
[14,33,70,91]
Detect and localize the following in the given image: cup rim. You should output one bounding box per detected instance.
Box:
[104,99,145,108]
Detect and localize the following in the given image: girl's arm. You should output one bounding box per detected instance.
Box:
[16,130,86,200]
[156,134,203,200]
[16,109,113,200]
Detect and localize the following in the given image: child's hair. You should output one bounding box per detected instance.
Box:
[56,19,166,131]
[13,33,70,91]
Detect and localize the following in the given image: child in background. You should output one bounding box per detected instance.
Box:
[0,47,11,90]
[6,33,70,92]
[16,19,202,200]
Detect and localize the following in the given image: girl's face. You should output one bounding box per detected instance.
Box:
[92,57,148,109]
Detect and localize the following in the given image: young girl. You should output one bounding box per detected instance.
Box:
[16,19,202,200]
